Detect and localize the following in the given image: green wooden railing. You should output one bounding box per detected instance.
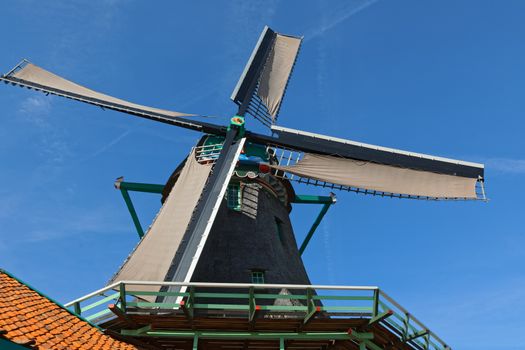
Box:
[65,281,450,350]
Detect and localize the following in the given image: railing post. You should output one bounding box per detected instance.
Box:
[423,333,430,350]
[249,287,257,322]
[402,313,410,340]
[119,283,127,312]
[187,286,195,319]
[193,334,199,350]
[73,302,81,315]
[280,337,285,350]
[306,288,313,312]
[304,287,318,324]
[372,289,379,317]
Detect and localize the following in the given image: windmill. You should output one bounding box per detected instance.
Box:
[1,26,484,349]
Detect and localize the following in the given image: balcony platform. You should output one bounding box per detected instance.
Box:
[65,282,450,350]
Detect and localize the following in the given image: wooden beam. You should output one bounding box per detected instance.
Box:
[104,329,162,350]
[108,303,138,328]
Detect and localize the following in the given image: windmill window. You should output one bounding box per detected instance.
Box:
[251,271,265,284]
[226,183,241,211]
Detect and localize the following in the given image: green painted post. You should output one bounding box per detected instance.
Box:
[359,342,367,350]
[248,287,256,322]
[402,313,410,340]
[187,286,195,319]
[74,302,81,315]
[119,283,127,312]
[280,337,285,350]
[293,194,335,204]
[423,333,430,350]
[117,181,165,194]
[299,202,332,255]
[193,334,199,350]
[304,288,317,324]
[372,289,379,317]
[119,189,144,238]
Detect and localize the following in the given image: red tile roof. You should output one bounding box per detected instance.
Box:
[0,270,143,350]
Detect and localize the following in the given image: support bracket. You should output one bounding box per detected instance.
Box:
[298,193,336,255]
[114,178,166,239]
[367,310,394,327]
[303,288,320,325]
[248,287,260,323]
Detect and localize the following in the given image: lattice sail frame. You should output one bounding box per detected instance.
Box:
[242,39,302,127]
[266,145,486,201]
[231,26,303,127]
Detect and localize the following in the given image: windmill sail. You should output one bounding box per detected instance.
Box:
[271,153,478,199]
[266,126,484,200]
[231,26,302,125]
[1,61,203,125]
[109,148,212,297]
[257,33,302,117]
[162,135,247,303]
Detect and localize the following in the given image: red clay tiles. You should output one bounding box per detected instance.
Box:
[0,271,142,350]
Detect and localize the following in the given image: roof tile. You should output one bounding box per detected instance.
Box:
[0,271,144,350]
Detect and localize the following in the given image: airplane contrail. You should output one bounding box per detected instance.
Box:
[305,0,380,42]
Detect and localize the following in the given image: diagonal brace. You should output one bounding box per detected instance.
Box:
[368,309,394,327]
[298,193,336,255]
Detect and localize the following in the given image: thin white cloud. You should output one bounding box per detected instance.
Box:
[0,193,23,220]
[305,0,380,42]
[322,220,336,284]
[421,279,525,348]
[17,95,72,165]
[484,158,525,174]
[41,138,71,164]
[19,96,52,118]
[24,205,128,243]
[86,128,132,159]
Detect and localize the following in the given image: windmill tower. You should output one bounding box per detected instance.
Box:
[1,26,485,350]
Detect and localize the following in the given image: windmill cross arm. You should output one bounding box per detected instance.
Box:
[0,60,227,136]
[265,125,484,179]
[231,26,303,126]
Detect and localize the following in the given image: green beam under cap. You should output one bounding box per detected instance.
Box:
[293,194,336,204]
[115,179,164,194]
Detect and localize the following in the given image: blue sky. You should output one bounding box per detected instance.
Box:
[1,1,524,349]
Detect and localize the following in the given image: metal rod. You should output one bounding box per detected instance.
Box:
[116,181,164,194]
[65,282,121,307]
[3,59,28,77]
[293,194,335,204]
[480,179,487,200]
[299,202,332,255]
[193,335,198,350]
[119,189,144,238]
